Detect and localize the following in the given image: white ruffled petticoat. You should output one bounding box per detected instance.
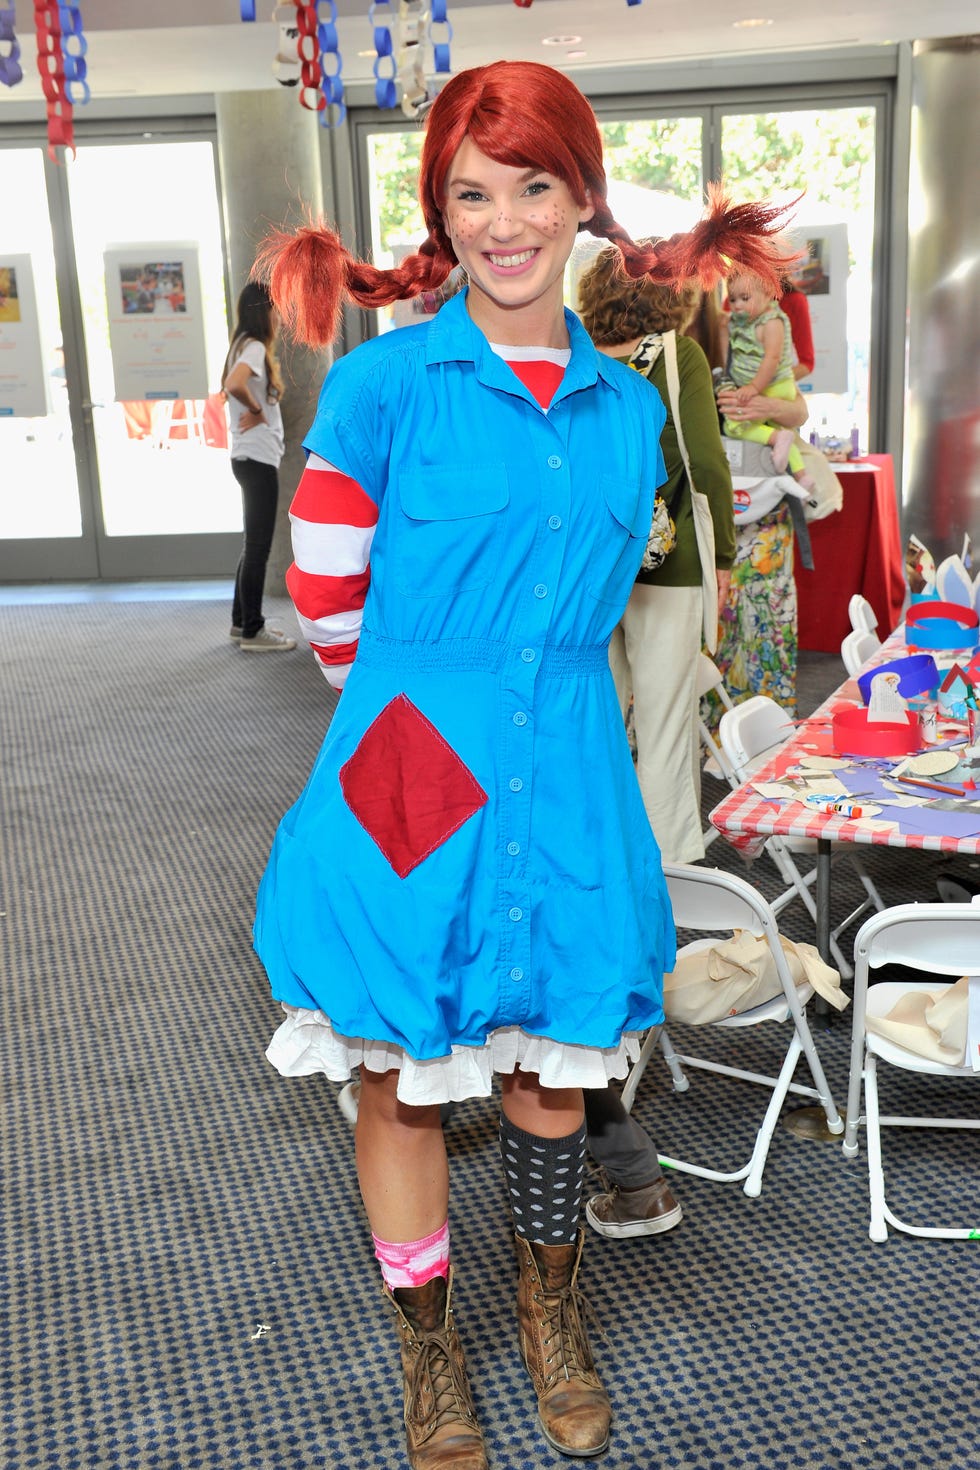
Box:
[266,1004,642,1106]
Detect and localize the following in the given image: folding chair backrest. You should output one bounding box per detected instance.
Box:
[664,863,771,939]
[857,899,980,976]
[696,653,736,710]
[848,593,878,634]
[718,695,795,780]
[841,628,881,677]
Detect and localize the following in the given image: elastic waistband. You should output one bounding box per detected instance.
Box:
[357,630,609,677]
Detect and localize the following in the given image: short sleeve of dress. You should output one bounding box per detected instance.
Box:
[304,350,392,508]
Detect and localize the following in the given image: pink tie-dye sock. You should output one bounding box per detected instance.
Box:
[372,1221,450,1290]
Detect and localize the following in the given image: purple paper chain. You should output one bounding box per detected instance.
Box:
[0,3,23,88]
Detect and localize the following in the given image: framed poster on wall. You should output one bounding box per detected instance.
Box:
[0,255,48,417]
[104,243,209,401]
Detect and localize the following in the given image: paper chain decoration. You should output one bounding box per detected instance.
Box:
[1,4,91,158]
[246,0,453,124]
[0,5,22,87]
[33,3,90,158]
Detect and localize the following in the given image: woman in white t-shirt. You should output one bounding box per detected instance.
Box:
[221,283,295,652]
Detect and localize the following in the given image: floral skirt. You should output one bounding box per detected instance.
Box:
[709,502,797,718]
[266,1005,643,1107]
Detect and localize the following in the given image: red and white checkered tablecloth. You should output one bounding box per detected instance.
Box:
[709,627,980,861]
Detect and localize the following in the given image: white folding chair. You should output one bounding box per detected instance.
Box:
[842,899,980,1241]
[841,627,882,676]
[695,653,738,848]
[718,695,886,977]
[621,863,843,1197]
[848,593,879,635]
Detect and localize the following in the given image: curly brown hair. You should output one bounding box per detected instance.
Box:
[577,241,702,346]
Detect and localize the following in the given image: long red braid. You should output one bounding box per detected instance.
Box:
[253,63,799,348]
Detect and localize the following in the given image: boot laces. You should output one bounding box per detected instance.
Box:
[411,1329,477,1429]
[538,1282,602,1383]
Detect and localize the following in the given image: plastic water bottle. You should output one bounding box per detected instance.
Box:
[849,426,860,459]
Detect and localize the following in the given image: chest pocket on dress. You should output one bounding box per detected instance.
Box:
[586,473,651,605]
[392,463,510,598]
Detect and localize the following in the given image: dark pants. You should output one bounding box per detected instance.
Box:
[231,457,279,639]
[583,1044,663,1189]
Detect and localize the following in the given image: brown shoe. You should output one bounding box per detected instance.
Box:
[514,1231,611,1458]
[585,1177,683,1240]
[384,1269,488,1470]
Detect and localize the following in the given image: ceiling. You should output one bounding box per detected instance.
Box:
[2,1,977,107]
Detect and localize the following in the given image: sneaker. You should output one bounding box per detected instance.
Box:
[585,1176,683,1239]
[240,626,296,653]
[232,621,283,644]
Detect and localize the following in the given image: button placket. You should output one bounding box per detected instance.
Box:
[498,423,571,1016]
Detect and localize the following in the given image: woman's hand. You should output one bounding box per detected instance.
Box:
[717,386,808,431]
[240,405,265,431]
[716,569,732,616]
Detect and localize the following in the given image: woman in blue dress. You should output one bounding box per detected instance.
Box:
[252,60,791,1470]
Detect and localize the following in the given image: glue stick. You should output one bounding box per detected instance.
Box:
[803,793,864,818]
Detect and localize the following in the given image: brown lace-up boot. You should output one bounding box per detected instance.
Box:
[514,1231,611,1457]
[383,1269,488,1470]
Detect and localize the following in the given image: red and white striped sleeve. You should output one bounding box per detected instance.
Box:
[286,453,378,691]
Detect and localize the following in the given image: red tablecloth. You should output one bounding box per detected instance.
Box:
[794,454,905,653]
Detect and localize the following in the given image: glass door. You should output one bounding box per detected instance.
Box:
[0,145,97,578]
[0,134,241,582]
[64,138,240,577]
[715,102,880,452]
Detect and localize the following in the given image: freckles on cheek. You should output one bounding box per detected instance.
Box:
[445,211,476,243]
[530,206,564,238]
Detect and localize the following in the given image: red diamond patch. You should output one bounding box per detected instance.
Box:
[339,694,488,878]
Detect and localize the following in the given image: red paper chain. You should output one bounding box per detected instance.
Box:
[295,3,323,112]
[34,1,73,158]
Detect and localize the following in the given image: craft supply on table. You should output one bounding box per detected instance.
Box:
[856,652,938,706]
[831,705,920,757]
[904,600,979,653]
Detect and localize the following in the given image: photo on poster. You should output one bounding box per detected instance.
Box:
[104,243,208,401]
[0,255,48,416]
[790,237,831,296]
[118,260,188,315]
[0,264,23,323]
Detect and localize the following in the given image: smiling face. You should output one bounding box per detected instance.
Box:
[727,273,772,321]
[442,136,594,346]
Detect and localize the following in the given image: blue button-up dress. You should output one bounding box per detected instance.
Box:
[254,291,676,1067]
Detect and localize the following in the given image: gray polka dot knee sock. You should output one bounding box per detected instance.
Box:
[499,1114,586,1246]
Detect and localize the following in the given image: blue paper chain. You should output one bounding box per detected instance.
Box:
[369,0,397,108]
[0,4,22,89]
[59,5,90,106]
[317,0,345,128]
[429,0,451,74]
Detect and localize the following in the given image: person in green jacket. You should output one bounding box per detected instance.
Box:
[578,243,736,865]
[575,245,736,1243]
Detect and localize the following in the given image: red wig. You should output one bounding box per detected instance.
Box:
[254,60,797,347]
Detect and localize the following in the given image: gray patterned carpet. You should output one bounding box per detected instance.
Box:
[1,590,978,1470]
